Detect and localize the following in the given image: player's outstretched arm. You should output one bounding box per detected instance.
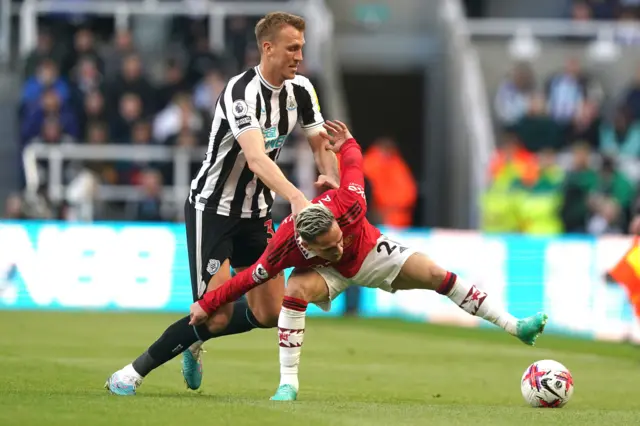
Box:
[308,133,340,190]
[189,219,297,325]
[319,120,365,191]
[237,130,310,216]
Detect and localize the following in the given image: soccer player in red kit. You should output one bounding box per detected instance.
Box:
[189,120,548,401]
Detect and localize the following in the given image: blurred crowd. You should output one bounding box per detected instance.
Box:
[4,17,419,228]
[482,57,640,235]
[6,17,321,222]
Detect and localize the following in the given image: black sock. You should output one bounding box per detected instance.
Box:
[194,298,268,342]
[132,315,199,377]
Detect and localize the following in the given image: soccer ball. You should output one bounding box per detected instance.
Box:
[520,359,574,408]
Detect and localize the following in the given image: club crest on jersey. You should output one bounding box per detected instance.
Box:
[286,95,297,111]
[343,234,354,248]
[232,100,248,118]
[206,259,220,276]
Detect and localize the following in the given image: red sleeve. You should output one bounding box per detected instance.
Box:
[198,219,296,315]
[335,138,367,206]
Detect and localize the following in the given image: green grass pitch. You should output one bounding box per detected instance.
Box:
[1,311,640,425]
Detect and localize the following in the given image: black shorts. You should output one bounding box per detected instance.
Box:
[184,199,275,301]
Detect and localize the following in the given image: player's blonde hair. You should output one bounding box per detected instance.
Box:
[255,12,306,52]
[295,204,335,243]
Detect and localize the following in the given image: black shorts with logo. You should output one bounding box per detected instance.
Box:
[184,199,275,301]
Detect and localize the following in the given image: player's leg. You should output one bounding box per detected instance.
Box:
[271,268,337,401]
[231,216,284,328]
[390,249,547,345]
[105,204,236,395]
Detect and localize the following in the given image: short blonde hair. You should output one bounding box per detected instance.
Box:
[255,12,306,52]
[295,204,335,243]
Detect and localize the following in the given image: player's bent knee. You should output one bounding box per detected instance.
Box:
[204,304,233,333]
[393,253,447,291]
[285,269,329,303]
[248,304,280,328]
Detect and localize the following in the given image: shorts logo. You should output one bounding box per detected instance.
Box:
[206,259,221,276]
[252,263,270,283]
[233,100,248,118]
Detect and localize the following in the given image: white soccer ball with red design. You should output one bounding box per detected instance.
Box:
[520,359,574,408]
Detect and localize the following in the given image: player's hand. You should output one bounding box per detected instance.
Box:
[290,193,311,217]
[319,120,353,153]
[314,174,339,191]
[630,215,640,235]
[188,301,209,326]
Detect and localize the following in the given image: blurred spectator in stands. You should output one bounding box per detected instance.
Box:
[85,121,118,185]
[70,56,104,103]
[243,47,260,70]
[21,59,71,111]
[29,116,76,146]
[615,6,640,46]
[561,143,598,233]
[513,148,564,234]
[63,27,104,78]
[226,16,251,73]
[176,129,198,148]
[158,59,190,111]
[512,94,563,152]
[621,65,640,120]
[363,136,417,228]
[23,28,66,80]
[153,92,204,144]
[570,0,594,21]
[481,132,539,233]
[128,169,171,222]
[111,92,144,143]
[576,0,617,20]
[546,57,603,129]
[108,53,155,117]
[494,62,537,127]
[101,29,136,83]
[116,120,158,185]
[187,34,223,86]
[599,105,640,159]
[3,193,26,219]
[587,156,636,234]
[568,99,601,149]
[21,88,79,144]
[80,90,107,138]
[194,68,226,114]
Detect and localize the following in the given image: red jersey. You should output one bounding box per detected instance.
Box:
[199,138,381,314]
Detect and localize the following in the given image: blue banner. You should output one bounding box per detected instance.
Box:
[0,221,637,342]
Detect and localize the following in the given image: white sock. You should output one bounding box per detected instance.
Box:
[278,296,308,392]
[438,272,517,335]
[123,363,143,381]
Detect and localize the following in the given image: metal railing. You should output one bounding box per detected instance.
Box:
[465,18,640,38]
[439,0,495,229]
[23,143,207,205]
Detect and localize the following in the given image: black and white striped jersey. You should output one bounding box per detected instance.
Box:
[189,66,324,218]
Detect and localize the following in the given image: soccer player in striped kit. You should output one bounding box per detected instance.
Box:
[105,12,339,395]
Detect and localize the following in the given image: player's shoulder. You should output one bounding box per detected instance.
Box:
[289,74,314,89]
[226,68,260,92]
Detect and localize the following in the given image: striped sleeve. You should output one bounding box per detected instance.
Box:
[293,76,324,137]
[223,70,261,139]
